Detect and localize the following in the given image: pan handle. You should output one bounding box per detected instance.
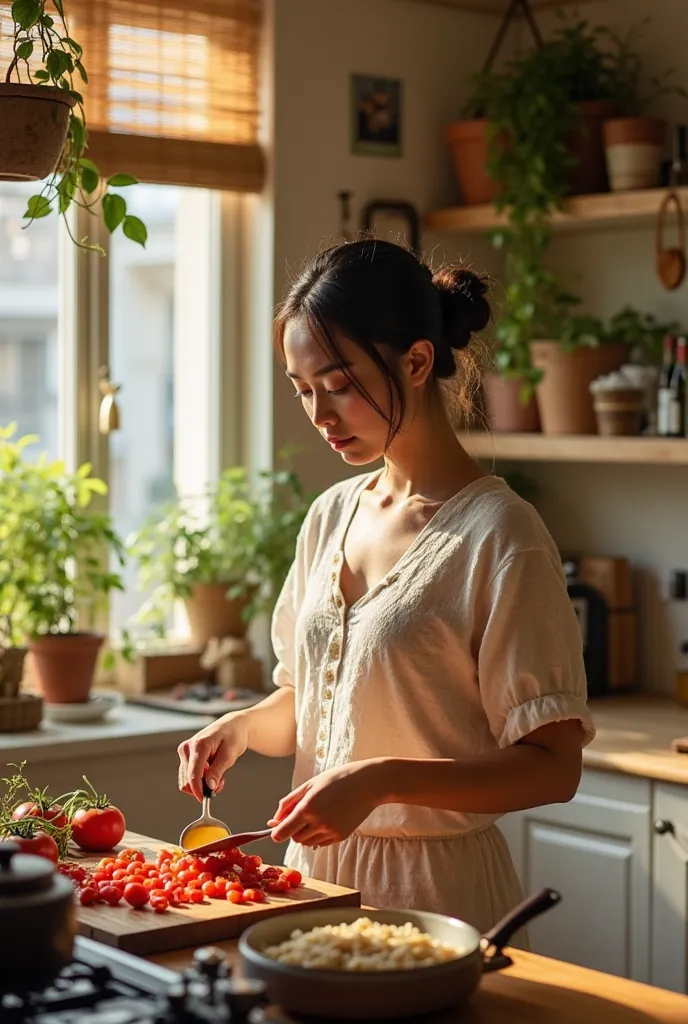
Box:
[480,887,561,972]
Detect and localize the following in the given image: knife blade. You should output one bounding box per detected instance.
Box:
[182,827,274,856]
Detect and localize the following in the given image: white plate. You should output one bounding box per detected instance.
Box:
[42,692,121,724]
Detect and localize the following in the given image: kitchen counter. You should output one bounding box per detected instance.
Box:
[584,695,688,785]
[0,700,215,763]
[150,939,688,1022]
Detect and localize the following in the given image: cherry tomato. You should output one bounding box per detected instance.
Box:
[264,877,290,894]
[227,889,244,904]
[226,880,244,893]
[123,882,149,908]
[100,885,123,906]
[79,886,100,905]
[10,832,59,863]
[243,888,265,903]
[12,801,68,830]
[151,895,169,913]
[71,806,126,853]
[201,881,218,898]
[214,878,228,897]
[188,888,205,904]
[118,848,144,863]
[282,868,302,887]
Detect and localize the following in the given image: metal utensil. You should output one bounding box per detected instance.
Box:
[182,828,275,857]
[179,777,232,851]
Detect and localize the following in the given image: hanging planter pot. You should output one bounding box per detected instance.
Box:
[603,117,666,192]
[445,120,499,207]
[0,83,76,181]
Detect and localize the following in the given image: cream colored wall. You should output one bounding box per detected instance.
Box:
[268,0,498,494]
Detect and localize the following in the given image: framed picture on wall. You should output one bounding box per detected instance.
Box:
[350,74,402,158]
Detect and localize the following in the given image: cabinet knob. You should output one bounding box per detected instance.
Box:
[654,819,675,835]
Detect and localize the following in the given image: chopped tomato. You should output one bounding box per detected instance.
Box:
[123,882,149,908]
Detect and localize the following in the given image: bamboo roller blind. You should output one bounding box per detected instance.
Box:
[3,0,264,192]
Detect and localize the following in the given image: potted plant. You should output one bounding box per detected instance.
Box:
[0,423,127,704]
[0,0,147,250]
[447,15,618,208]
[602,19,686,191]
[127,460,314,649]
[530,311,628,435]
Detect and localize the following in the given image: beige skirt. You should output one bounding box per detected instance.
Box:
[284,823,528,946]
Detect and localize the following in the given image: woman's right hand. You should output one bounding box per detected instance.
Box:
[177,712,249,802]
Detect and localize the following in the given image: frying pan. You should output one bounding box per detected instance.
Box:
[239,887,559,1019]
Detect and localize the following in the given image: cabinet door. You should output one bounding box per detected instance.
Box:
[652,782,688,994]
[499,769,652,982]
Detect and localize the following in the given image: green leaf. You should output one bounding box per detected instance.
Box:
[40,12,53,27]
[68,90,83,105]
[52,0,65,16]
[122,215,148,247]
[24,194,52,220]
[79,157,99,173]
[33,69,49,81]
[106,173,138,187]
[16,40,33,60]
[46,49,73,80]
[75,60,87,83]
[11,0,41,31]
[64,37,83,56]
[102,193,126,233]
[80,166,99,195]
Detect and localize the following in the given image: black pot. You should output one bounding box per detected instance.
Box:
[0,841,75,993]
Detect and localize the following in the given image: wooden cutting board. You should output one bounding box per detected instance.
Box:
[73,831,361,956]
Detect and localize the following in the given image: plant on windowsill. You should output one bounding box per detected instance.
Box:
[126,457,315,651]
[602,17,687,192]
[0,422,127,708]
[1,0,147,251]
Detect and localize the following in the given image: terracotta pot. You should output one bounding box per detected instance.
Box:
[445,119,499,206]
[531,341,628,435]
[28,633,104,704]
[0,83,76,182]
[603,117,666,192]
[567,100,618,195]
[482,374,541,433]
[592,387,645,436]
[184,582,254,647]
[0,647,27,699]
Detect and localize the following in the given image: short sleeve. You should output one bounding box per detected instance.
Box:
[270,560,297,689]
[477,548,596,749]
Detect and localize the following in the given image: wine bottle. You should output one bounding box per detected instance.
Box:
[657,334,676,436]
[669,336,687,437]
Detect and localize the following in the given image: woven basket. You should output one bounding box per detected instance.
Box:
[0,694,43,732]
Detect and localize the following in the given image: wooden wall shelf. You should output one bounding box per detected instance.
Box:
[425,187,685,236]
[460,432,688,465]
[399,0,603,15]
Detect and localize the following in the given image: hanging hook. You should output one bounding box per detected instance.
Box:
[98,365,121,435]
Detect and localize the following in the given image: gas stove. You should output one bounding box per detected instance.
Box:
[1,936,291,1024]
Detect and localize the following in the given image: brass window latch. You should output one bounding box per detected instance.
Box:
[98,365,121,435]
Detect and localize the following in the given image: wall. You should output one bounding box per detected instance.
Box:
[267,0,498,494]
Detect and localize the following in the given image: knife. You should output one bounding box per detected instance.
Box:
[183,828,275,857]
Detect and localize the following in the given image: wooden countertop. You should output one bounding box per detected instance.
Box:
[583,695,688,785]
[150,939,688,1022]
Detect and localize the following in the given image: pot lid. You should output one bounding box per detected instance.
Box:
[0,841,54,896]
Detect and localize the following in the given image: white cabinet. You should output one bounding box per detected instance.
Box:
[499,769,652,982]
[651,782,688,994]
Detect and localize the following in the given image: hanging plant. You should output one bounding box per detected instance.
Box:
[2,0,147,251]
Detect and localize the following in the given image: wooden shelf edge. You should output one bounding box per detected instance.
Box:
[425,186,687,235]
[460,432,688,465]
[398,0,602,14]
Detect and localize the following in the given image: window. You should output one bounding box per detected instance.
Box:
[0,183,61,460]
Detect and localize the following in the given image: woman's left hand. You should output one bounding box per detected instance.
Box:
[268,760,386,847]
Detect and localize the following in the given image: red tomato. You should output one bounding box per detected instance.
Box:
[188,888,205,904]
[201,881,218,898]
[123,882,149,908]
[150,895,169,913]
[226,880,244,893]
[243,888,265,903]
[11,832,59,863]
[282,868,302,888]
[12,801,68,831]
[227,889,244,904]
[100,885,123,906]
[71,806,126,853]
[79,886,100,905]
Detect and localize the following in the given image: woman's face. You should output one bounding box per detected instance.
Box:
[283,317,400,466]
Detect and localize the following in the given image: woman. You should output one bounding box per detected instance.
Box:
[177,240,595,933]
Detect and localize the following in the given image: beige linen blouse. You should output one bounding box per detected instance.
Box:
[270,471,595,933]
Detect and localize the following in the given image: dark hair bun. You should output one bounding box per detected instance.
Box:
[432,266,491,351]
